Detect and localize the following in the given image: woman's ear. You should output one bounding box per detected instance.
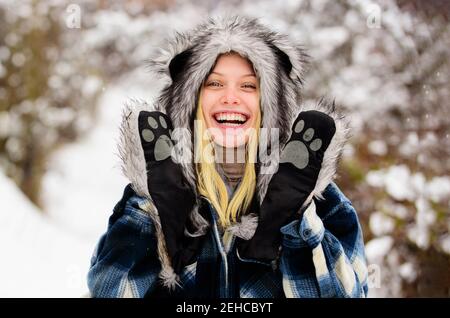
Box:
[168,49,193,82]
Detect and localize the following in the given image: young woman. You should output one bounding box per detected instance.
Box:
[87,15,368,298]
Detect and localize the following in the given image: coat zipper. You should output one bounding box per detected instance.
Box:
[200,196,230,296]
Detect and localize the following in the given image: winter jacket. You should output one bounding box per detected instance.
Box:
[87,15,368,298]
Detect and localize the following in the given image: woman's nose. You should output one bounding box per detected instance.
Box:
[220,89,240,105]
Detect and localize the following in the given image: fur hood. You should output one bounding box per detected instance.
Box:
[117,15,350,288]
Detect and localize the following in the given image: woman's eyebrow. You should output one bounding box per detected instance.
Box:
[210,71,256,77]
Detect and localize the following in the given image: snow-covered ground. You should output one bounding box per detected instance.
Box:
[1,72,159,297]
[0,171,91,297]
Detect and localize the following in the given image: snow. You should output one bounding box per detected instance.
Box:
[398,133,419,157]
[369,211,395,236]
[81,76,102,97]
[367,164,449,252]
[365,235,393,262]
[368,140,388,156]
[439,235,450,255]
[41,79,157,247]
[41,86,128,242]
[366,165,416,201]
[381,166,417,201]
[0,171,92,297]
[426,177,450,203]
[365,169,385,188]
[0,77,157,297]
[312,27,349,56]
[383,202,409,220]
[407,196,436,249]
[398,262,416,283]
[367,164,450,205]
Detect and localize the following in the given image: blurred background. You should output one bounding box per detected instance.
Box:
[0,0,449,297]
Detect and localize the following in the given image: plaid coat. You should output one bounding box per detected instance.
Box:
[87,182,368,298]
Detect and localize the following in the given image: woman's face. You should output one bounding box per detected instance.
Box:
[200,53,260,148]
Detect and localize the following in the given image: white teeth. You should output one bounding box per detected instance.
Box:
[221,122,242,127]
[214,112,247,122]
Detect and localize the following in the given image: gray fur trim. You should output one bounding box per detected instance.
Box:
[118,99,155,198]
[185,203,210,237]
[227,213,258,240]
[301,98,351,206]
[159,266,182,290]
[136,190,181,289]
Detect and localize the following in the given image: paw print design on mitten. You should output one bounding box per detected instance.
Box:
[280,110,336,170]
[138,111,174,162]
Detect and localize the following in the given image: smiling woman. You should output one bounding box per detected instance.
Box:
[87,15,368,298]
[194,52,262,230]
[200,52,260,148]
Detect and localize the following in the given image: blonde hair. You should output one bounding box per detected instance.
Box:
[195,93,261,228]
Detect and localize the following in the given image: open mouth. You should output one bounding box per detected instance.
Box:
[213,112,249,127]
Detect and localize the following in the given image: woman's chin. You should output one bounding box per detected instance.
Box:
[206,123,248,148]
[212,133,247,148]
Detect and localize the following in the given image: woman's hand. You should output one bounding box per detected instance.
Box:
[138,110,198,273]
[237,110,336,263]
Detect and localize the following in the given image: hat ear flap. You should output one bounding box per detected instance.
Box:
[266,40,309,84]
[267,42,293,78]
[168,49,193,82]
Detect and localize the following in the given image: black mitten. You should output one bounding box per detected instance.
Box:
[238,110,336,262]
[138,111,197,273]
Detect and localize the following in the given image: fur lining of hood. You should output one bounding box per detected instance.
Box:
[117,15,350,288]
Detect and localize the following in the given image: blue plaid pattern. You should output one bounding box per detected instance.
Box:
[87,183,368,298]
